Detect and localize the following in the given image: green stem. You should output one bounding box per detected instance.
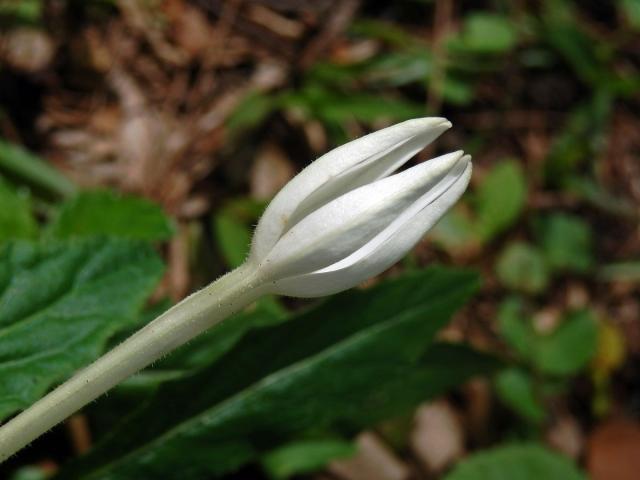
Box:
[0,139,76,198]
[0,262,266,462]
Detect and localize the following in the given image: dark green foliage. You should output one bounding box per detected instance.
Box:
[55,268,498,479]
[260,440,356,479]
[2,1,635,478]
[536,213,593,273]
[431,160,527,253]
[475,161,527,242]
[47,191,174,242]
[212,198,266,269]
[497,243,549,294]
[495,299,599,425]
[443,444,587,480]
[0,177,37,243]
[495,368,545,424]
[0,238,164,420]
[498,299,598,376]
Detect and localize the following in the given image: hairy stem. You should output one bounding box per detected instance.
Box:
[0,262,265,462]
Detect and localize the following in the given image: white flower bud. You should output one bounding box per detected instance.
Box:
[250,118,472,297]
[0,118,472,459]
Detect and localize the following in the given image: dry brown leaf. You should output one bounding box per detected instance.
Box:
[329,432,410,480]
[463,378,492,444]
[410,401,465,473]
[587,419,640,480]
[2,27,55,72]
[166,1,215,59]
[546,415,584,460]
[247,4,305,38]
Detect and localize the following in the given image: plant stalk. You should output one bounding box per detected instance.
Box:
[0,262,265,462]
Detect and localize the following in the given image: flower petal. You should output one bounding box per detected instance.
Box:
[271,156,472,297]
[260,151,467,280]
[250,117,452,261]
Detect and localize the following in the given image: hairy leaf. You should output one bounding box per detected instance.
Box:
[47,191,174,241]
[0,238,163,420]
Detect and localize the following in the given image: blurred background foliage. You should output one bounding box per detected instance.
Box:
[0,0,639,479]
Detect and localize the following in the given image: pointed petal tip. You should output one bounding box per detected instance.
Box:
[441,150,472,170]
[403,117,452,131]
[425,149,466,169]
[452,152,472,178]
[435,118,453,129]
[459,154,473,175]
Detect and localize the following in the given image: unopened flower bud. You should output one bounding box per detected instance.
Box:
[250,118,472,297]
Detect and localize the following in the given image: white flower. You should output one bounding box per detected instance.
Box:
[250,117,472,297]
[0,118,472,459]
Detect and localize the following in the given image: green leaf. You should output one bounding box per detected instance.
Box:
[350,19,418,47]
[312,49,473,106]
[441,77,476,105]
[226,91,277,137]
[541,3,636,96]
[599,261,640,282]
[476,161,527,242]
[498,301,599,376]
[0,177,38,242]
[57,268,493,479]
[537,213,593,273]
[317,92,424,125]
[361,50,432,87]
[308,62,366,88]
[534,310,598,376]
[47,191,174,241]
[0,139,75,198]
[621,0,640,30]
[544,94,612,186]
[213,213,251,268]
[9,466,48,480]
[443,443,587,480]
[153,305,285,374]
[85,304,286,440]
[213,198,266,268]
[496,242,549,294]
[454,13,518,54]
[567,176,637,219]
[0,238,164,420]
[495,368,545,424]
[541,19,612,89]
[497,297,535,360]
[283,83,424,141]
[0,0,42,24]
[261,440,356,479]
[430,206,480,254]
